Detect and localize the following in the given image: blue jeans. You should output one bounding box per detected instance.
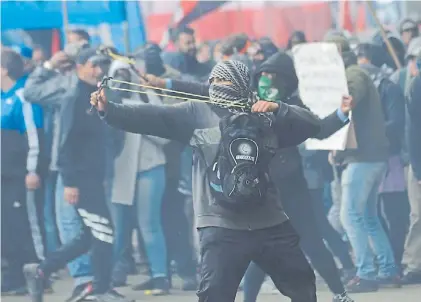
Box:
[340,162,397,280]
[43,171,60,256]
[55,175,93,286]
[114,165,167,279]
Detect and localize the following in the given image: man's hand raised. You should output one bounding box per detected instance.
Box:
[90,87,107,112]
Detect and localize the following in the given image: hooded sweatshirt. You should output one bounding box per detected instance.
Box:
[253,52,348,194]
[101,61,322,231]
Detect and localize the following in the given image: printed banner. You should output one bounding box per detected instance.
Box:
[292,42,354,150]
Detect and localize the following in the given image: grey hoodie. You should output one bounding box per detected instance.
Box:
[101,95,321,230]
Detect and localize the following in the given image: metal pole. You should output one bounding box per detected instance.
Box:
[62,0,69,45]
[365,0,402,69]
[123,21,130,54]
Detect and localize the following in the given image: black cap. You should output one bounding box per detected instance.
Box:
[76,47,109,65]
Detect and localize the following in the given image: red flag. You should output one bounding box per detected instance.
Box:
[340,0,354,32]
[355,3,366,33]
[51,29,61,54]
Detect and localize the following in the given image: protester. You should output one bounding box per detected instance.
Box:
[403,61,421,285]
[32,44,48,65]
[399,18,419,47]
[24,45,96,300]
[23,48,132,302]
[326,35,400,292]
[91,59,328,302]
[109,44,173,295]
[286,30,307,50]
[67,29,91,45]
[357,43,409,271]
[163,26,214,80]
[1,48,43,296]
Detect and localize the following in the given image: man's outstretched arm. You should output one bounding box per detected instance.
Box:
[94,88,196,144]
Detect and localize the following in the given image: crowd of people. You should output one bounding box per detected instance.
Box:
[1,16,420,302]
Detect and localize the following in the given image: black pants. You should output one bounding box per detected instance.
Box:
[379,192,410,269]
[309,188,354,270]
[39,179,113,294]
[1,176,39,288]
[282,188,345,295]
[197,222,316,302]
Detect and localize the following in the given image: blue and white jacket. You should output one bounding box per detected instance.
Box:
[1,75,43,177]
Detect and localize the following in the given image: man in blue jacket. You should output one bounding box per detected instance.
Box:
[1,48,43,295]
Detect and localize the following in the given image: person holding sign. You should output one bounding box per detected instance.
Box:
[325,35,400,292]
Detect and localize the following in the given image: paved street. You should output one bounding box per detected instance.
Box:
[3,274,421,302]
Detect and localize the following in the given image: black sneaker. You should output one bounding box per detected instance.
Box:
[150,277,169,296]
[181,276,198,291]
[66,282,94,302]
[346,277,378,293]
[402,271,421,285]
[377,275,402,288]
[333,292,354,302]
[93,289,134,302]
[131,278,153,291]
[23,263,45,302]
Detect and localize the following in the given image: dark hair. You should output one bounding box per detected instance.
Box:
[171,26,195,42]
[356,43,375,60]
[400,18,419,34]
[221,33,249,56]
[70,29,91,43]
[287,31,307,50]
[1,48,24,80]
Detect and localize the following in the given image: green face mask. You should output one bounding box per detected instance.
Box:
[257,75,282,102]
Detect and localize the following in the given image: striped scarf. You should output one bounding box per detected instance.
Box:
[208,60,253,112]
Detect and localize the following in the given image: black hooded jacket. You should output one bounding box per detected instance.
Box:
[254,52,348,195]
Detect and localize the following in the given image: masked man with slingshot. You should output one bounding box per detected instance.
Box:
[90,60,322,302]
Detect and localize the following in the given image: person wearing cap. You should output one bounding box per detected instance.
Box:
[399,18,419,47]
[403,51,421,285]
[23,47,132,302]
[325,35,400,292]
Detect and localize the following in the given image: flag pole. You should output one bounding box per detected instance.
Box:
[365,0,402,69]
[62,0,69,45]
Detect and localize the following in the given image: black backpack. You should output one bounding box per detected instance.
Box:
[208,113,275,211]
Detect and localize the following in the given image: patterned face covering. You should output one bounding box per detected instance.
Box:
[208,60,253,112]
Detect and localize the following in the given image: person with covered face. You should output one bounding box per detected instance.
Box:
[91,59,324,302]
[243,51,355,302]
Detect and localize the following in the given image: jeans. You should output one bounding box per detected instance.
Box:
[114,165,167,279]
[340,162,397,280]
[42,178,113,294]
[197,223,316,302]
[404,165,421,273]
[44,171,60,257]
[55,175,93,287]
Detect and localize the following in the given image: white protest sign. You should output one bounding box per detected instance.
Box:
[292,42,352,150]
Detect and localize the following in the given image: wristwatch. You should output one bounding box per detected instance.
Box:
[43,61,53,70]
